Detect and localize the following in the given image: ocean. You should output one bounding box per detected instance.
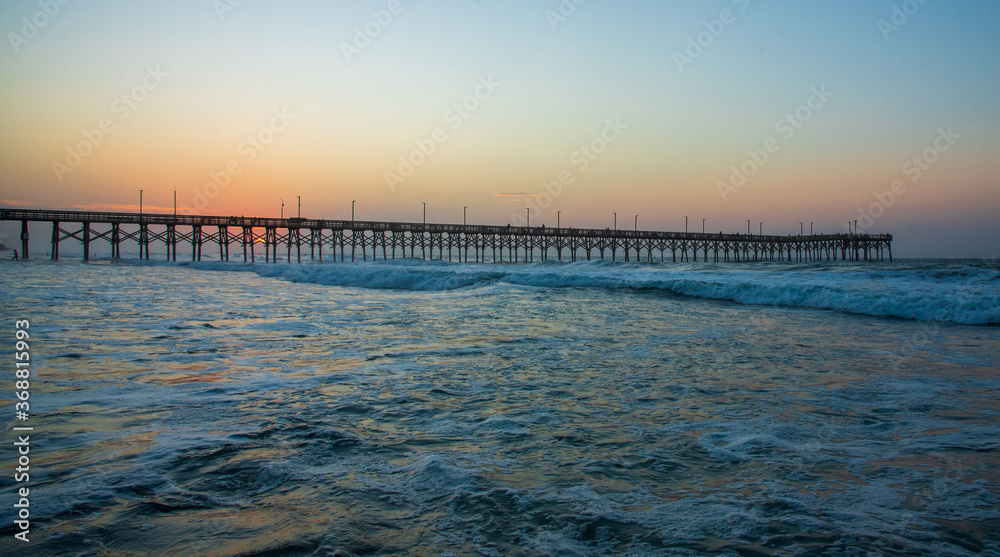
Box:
[1,257,998,556]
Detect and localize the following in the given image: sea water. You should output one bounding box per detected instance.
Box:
[0,258,998,556]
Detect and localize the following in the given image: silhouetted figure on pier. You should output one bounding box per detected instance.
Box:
[12,249,19,261]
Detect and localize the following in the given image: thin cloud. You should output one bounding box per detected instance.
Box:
[492,192,541,206]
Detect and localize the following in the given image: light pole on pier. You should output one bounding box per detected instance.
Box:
[280,199,284,219]
[634,215,638,231]
[747,219,750,235]
[685,216,688,233]
[800,222,803,236]
[526,208,530,228]
[173,190,176,216]
[139,190,143,216]
[464,206,467,226]
[422,202,426,225]
[759,222,763,235]
[613,212,617,230]
[557,211,561,229]
[854,220,858,235]
[352,200,355,223]
[297,196,301,219]
[702,218,706,234]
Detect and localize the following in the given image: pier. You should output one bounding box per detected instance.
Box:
[2,208,892,263]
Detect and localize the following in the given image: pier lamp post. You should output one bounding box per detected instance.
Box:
[280,199,284,219]
[297,196,301,219]
[800,222,803,236]
[423,202,426,225]
[464,206,467,226]
[702,218,706,234]
[173,190,176,216]
[352,200,355,223]
[526,208,530,228]
[854,220,858,235]
[613,212,617,230]
[759,222,763,235]
[685,216,688,233]
[557,211,561,229]
[747,219,750,235]
[139,190,143,216]
[634,215,638,231]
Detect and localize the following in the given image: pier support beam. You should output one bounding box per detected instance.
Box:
[20,220,29,260]
[112,223,121,259]
[192,225,202,261]
[166,225,176,261]
[50,221,59,260]
[82,221,90,261]
[140,223,150,259]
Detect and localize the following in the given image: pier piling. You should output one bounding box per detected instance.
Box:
[2,208,893,265]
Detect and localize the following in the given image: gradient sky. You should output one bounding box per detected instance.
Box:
[1,0,998,258]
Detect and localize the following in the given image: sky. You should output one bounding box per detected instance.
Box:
[1,0,998,258]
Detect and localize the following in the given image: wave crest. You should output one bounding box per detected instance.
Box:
[150,259,1000,326]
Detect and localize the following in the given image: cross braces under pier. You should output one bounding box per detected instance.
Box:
[2,209,893,264]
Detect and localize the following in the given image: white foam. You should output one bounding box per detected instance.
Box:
[122,259,1000,325]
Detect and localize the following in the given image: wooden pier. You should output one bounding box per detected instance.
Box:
[2,208,892,263]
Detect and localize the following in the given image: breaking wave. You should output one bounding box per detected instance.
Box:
[128,258,1000,326]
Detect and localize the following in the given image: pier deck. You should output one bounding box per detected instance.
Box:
[2,208,892,263]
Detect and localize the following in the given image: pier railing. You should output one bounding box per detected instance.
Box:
[2,208,892,263]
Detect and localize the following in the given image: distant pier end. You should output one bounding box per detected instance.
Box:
[1,208,892,263]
